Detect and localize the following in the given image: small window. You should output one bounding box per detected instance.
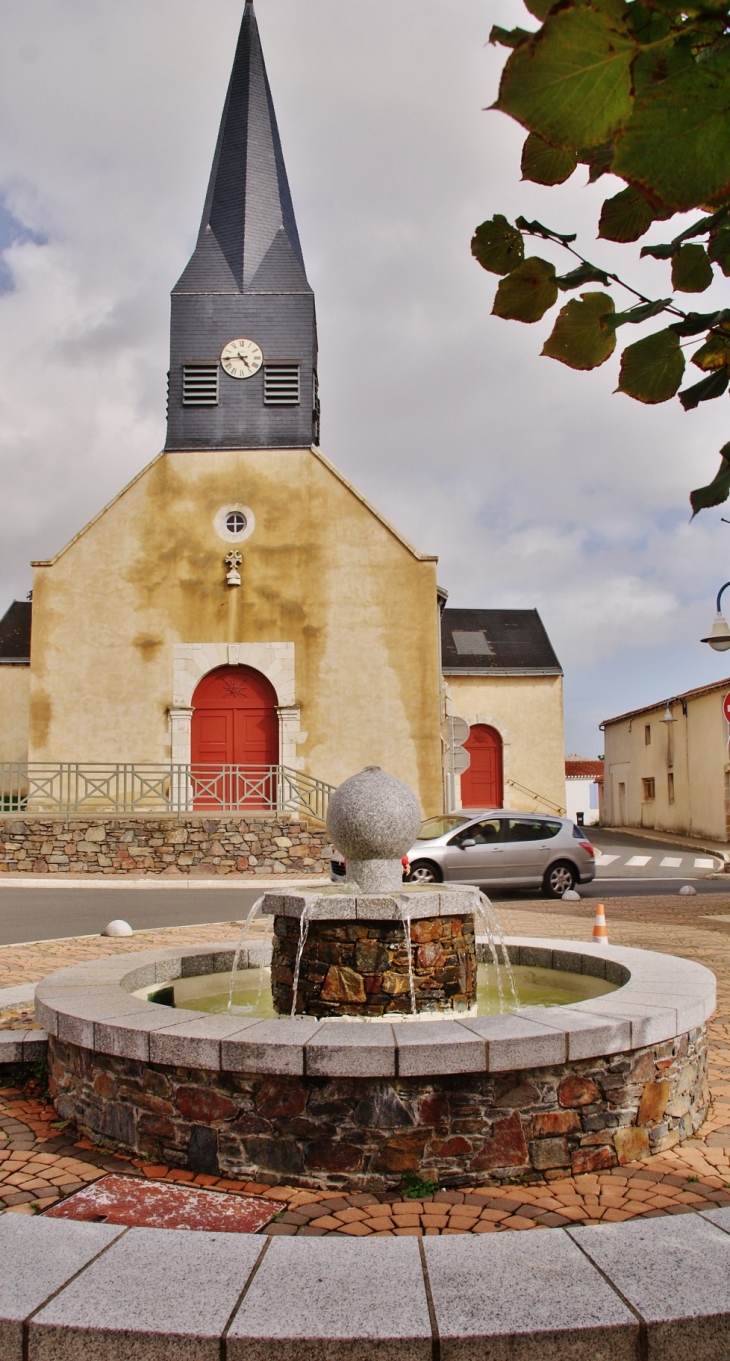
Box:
[642,777,655,802]
[644,724,651,745]
[506,819,560,842]
[264,363,300,405]
[183,363,218,406]
[225,511,247,536]
[418,815,470,840]
[452,631,495,657]
[449,818,502,846]
[668,772,675,804]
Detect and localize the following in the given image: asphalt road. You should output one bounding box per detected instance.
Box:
[0,827,727,946]
[0,886,263,947]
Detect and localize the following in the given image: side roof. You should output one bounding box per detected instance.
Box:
[0,601,31,662]
[602,675,730,727]
[441,609,562,676]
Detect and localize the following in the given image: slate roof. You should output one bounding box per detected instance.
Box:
[174,0,308,297]
[0,601,31,661]
[441,609,562,675]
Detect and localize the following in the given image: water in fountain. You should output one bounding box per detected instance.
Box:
[290,901,313,1017]
[398,895,417,1016]
[479,892,519,1006]
[227,895,265,1012]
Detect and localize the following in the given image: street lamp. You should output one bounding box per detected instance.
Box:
[701,582,730,651]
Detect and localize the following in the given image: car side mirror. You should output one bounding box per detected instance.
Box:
[461,838,476,849]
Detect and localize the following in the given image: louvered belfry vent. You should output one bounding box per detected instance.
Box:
[182,364,219,406]
[264,364,300,406]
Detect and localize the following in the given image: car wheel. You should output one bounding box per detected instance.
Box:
[542,861,577,898]
[407,860,443,885]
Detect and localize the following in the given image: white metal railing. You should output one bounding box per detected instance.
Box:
[0,763,335,822]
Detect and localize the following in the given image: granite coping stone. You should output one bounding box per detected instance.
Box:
[423,1227,639,1361]
[0,1215,125,1361]
[31,937,716,1079]
[28,1226,263,1361]
[568,1213,730,1361]
[2,1216,730,1357]
[227,1235,432,1361]
[260,884,480,921]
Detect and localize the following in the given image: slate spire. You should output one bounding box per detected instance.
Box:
[166,1,319,451]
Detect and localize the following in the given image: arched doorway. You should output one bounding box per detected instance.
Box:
[460,724,503,809]
[191,666,279,808]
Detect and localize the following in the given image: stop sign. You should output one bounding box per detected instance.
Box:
[724,693,730,723]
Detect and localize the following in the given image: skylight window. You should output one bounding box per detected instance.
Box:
[452,631,495,657]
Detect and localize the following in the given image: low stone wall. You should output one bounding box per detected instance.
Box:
[272,914,477,1017]
[0,815,329,877]
[48,1026,709,1190]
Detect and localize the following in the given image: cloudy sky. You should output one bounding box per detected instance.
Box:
[1,0,729,756]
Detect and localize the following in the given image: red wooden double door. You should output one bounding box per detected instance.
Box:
[190,666,279,808]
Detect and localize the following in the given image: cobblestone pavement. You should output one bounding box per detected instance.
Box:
[1,894,729,1233]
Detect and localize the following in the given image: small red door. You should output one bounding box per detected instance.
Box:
[191,666,279,808]
[460,724,503,809]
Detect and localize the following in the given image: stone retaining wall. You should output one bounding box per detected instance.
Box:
[48,1026,709,1190]
[0,815,329,877]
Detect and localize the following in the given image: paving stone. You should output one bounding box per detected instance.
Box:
[30,1226,262,1361]
[569,1214,730,1360]
[42,1172,276,1233]
[423,1230,638,1359]
[228,1236,432,1360]
[0,1215,124,1361]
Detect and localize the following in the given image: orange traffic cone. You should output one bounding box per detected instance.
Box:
[592,902,608,946]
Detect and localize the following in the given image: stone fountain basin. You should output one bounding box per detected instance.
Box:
[35,938,714,1078]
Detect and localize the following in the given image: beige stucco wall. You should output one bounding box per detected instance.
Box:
[28,446,443,814]
[603,688,729,842]
[446,674,565,815]
[0,666,30,763]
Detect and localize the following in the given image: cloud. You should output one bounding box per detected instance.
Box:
[0,0,727,755]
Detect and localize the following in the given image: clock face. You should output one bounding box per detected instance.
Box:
[221,338,263,379]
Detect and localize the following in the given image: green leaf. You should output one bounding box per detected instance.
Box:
[599,187,655,242]
[515,216,577,243]
[493,256,559,322]
[671,243,714,292]
[523,0,557,20]
[605,298,672,328]
[690,451,730,517]
[692,334,730,370]
[617,328,685,402]
[679,367,730,409]
[541,291,617,368]
[495,7,636,151]
[612,48,730,214]
[671,309,730,336]
[521,133,578,185]
[556,262,611,289]
[490,25,532,48]
[708,227,730,277]
[640,242,676,260]
[471,216,525,276]
[584,143,616,181]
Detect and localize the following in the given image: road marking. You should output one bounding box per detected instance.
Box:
[660,857,683,868]
[595,854,619,866]
[694,858,715,869]
[626,855,652,867]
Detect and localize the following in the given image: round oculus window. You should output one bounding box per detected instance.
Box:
[214,504,255,544]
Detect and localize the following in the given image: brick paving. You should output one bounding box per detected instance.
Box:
[1,892,729,1233]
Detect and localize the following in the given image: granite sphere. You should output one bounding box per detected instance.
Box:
[326,766,422,861]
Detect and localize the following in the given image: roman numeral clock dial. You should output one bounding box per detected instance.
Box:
[220,338,263,379]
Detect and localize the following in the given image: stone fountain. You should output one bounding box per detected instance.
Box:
[268,766,483,1018]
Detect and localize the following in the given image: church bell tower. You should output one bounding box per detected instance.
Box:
[165,0,319,451]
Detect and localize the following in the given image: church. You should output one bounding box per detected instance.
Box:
[0,2,565,824]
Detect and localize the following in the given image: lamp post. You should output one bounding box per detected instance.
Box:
[701,582,730,651]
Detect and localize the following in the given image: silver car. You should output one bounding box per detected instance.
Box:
[406,811,596,897]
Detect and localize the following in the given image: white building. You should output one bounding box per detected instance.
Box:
[564,758,602,827]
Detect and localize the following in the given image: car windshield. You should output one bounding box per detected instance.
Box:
[417,815,471,840]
